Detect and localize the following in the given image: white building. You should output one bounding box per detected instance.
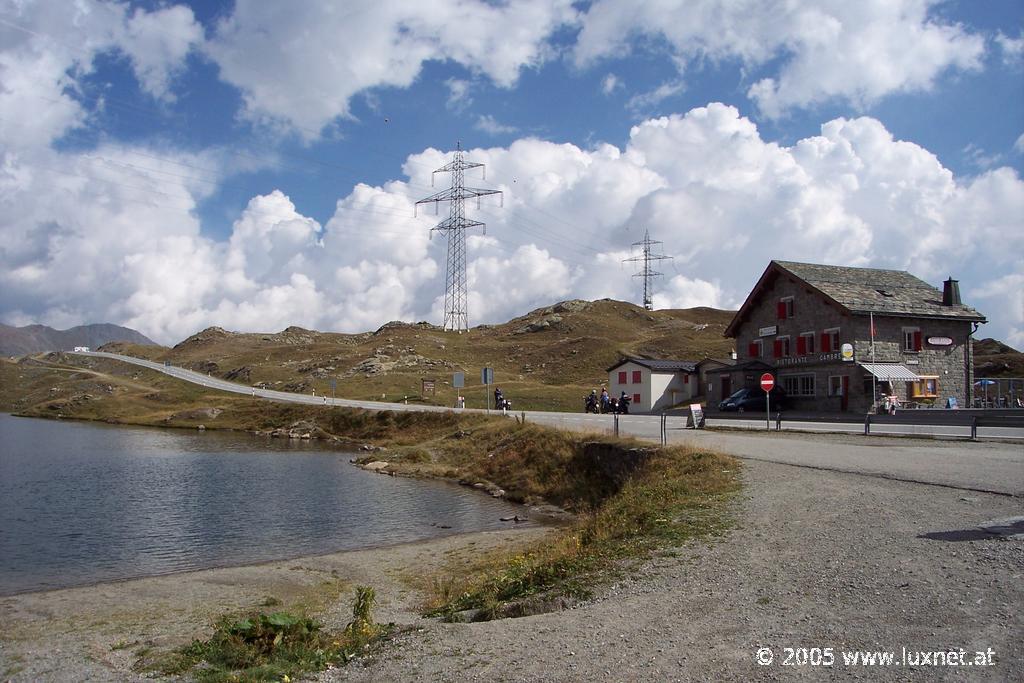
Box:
[73,346,90,353]
[607,358,699,413]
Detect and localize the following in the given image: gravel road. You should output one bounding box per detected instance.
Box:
[326,458,1022,682]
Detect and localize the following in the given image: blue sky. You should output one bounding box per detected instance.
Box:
[1,0,1022,348]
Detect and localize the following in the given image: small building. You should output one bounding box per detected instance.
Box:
[607,357,698,413]
[718,260,986,412]
[696,357,736,406]
[73,346,90,353]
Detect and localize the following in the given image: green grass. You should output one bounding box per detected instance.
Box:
[138,586,390,682]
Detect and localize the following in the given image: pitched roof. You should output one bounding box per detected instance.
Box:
[725,260,986,336]
[606,357,697,373]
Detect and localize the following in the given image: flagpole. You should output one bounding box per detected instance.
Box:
[870,312,877,412]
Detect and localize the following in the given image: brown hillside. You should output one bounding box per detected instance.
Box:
[974,338,1024,378]
[119,299,735,412]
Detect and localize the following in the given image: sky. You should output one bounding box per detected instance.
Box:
[1,0,1022,348]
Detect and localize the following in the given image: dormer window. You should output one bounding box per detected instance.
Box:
[876,289,895,297]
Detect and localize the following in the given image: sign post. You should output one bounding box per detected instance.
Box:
[760,372,775,431]
[329,378,337,404]
[481,367,494,412]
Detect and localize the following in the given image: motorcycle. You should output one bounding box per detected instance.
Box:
[584,395,600,413]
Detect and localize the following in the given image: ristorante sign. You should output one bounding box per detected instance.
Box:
[775,351,845,367]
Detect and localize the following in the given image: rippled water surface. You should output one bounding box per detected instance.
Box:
[0,414,525,595]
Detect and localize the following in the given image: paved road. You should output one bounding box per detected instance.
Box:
[74,351,1024,497]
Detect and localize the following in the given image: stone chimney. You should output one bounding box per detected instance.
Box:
[942,277,961,306]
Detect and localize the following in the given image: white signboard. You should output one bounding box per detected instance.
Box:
[758,325,777,337]
[840,343,854,362]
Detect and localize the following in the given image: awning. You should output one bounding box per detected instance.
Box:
[859,363,922,381]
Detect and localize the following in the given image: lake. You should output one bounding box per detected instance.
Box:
[0,414,526,595]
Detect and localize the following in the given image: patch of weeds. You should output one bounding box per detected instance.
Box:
[137,586,392,682]
[756,596,771,605]
[110,639,137,651]
[258,596,282,607]
[424,447,740,621]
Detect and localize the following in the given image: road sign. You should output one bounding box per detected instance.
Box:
[481,367,494,385]
[760,373,775,392]
[422,379,435,395]
[453,371,465,388]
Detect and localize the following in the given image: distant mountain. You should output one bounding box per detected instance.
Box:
[0,323,157,356]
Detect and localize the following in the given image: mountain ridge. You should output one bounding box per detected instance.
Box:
[0,322,157,356]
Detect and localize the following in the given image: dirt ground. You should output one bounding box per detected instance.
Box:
[3,456,1021,682]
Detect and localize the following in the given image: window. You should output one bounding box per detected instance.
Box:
[632,370,642,384]
[748,339,763,359]
[683,374,690,385]
[909,377,938,398]
[903,327,922,352]
[774,335,791,358]
[632,393,641,404]
[821,328,840,353]
[777,296,794,320]
[618,371,627,384]
[797,332,815,355]
[782,374,816,396]
[828,376,844,397]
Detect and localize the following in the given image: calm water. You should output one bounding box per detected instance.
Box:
[0,414,525,595]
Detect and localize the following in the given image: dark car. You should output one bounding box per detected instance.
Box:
[718,387,787,412]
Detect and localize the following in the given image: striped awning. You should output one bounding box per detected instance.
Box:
[859,363,922,381]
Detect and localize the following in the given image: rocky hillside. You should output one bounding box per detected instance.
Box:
[974,338,1024,378]
[99,299,736,411]
[0,323,156,357]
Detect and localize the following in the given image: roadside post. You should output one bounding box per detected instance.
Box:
[760,373,775,431]
[329,378,337,404]
[481,367,494,412]
[453,372,465,409]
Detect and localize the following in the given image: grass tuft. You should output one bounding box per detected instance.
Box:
[137,586,391,682]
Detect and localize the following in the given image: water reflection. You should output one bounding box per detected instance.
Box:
[0,414,526,595]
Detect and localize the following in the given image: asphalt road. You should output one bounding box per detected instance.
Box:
[74,351,1024,497]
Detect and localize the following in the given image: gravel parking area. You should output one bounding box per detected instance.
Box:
[328,458,1022,682]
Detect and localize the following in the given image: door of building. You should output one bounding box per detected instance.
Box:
[721,375,732,401]
[841,375,849,411]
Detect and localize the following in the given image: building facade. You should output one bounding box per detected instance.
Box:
[719,261,986,413]
[607,358,698,413]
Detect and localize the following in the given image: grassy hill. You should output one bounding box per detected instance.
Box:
[96,299,737,412]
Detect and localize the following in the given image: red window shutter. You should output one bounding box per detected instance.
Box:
[773,340,782,358]
[796,336,806,355]
[618,371,627,384]
[913,331,922,351]
[684,374,689,384]
[633,393,641,404]
[821,332,831,353]
[777,301,786,320]
[748,342,758,357]
[632,370,642,384]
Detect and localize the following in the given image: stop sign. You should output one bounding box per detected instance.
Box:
[760,373,775,392]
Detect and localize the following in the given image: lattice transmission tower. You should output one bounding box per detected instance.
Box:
[623,229,673,310]
[415,143,502,332]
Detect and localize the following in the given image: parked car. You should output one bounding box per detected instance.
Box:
[718,387,787,412]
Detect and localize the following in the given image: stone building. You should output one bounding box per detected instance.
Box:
[607,358,698,413]
[714,260,986,412]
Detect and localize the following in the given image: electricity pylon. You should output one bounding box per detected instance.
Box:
[415,143,502,332]
[623,229,673,310]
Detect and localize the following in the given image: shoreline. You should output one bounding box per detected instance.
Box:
[0,525,552,682]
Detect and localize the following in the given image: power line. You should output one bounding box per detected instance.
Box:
[622,228,673,310]
[415,142,502,332]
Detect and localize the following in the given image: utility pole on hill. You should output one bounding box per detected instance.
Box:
[623,229,673,310]
[415,143,503,333]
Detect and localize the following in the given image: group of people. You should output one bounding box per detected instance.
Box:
[585,387,630,414]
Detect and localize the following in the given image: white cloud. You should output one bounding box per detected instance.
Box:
[445,78,473,111]
[3,98,1022,346]
[475,115,519,136]
[601,73,621,95]
[627,80,686,113]
[205,0,577,138]
[574,0,985,117]
[995,31,1024,65]
[1014,133,1024,154]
